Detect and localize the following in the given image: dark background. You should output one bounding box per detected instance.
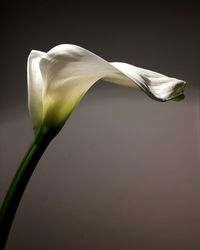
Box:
[1,1,200,249]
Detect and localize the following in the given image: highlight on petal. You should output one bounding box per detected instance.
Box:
[27,44,186,131]
[38,45,111,128]
[107,62,186,101]
[27,50,46,131]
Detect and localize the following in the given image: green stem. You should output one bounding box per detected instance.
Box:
[0,126,56,250]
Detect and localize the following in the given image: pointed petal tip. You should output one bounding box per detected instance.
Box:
[161,79,186,101]
[148,79,186,102]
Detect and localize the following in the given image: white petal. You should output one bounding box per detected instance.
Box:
[27,50,46,131]
[108,63,186,101]
[37,44,185,127]
[39,44,118,127]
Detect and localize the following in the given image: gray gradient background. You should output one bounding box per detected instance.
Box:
[1,1,200,249]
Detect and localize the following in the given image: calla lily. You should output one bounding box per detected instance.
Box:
[28,44,186,134]
[0,44,186,250]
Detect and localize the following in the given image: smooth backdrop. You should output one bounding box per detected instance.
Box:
[1,1,200,250]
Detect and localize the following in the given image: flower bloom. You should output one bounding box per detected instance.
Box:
[28,44,186,133]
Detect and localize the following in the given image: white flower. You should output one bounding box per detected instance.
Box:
[27,44,186,134]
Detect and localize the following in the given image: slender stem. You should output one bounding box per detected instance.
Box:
[0,126,55,250]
